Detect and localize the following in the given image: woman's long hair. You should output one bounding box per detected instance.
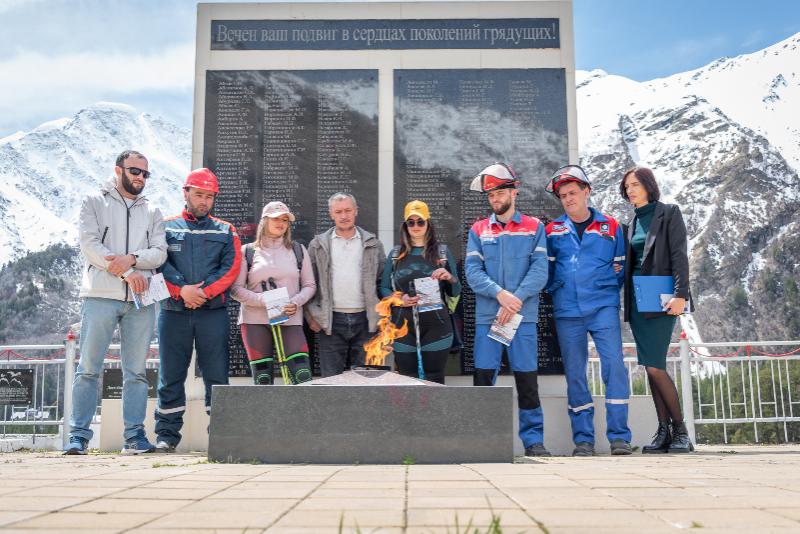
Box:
[397,218,440,265]
[255,217,292,250]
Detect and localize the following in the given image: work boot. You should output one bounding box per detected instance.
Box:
[610,439,632,455]
[642,422,671,454]
[668,421,695,453]
[572,442,594,457]
[524,443,552,457]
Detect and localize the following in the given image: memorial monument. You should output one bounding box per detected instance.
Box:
[193,0,578,378]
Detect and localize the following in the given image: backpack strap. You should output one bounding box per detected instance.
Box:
[389,245,402,292]
[245,243,268,292]
[437,243,448,266]
[292,241,304,273]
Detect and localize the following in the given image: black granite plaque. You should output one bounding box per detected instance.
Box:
[204,70,379,376]
[101,368,158,400]
[394,69,567,374]
[0,369,33,405]
[212,19,560,51]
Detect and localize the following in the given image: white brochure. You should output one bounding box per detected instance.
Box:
[488,311,523,346]
[132,273,170,309]
[262,287,291,325]
[413,276,443,312]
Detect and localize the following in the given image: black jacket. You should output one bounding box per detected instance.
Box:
[623,201,693,321]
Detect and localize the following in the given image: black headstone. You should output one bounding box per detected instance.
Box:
[393,68,567,374]
[203,69,379,376]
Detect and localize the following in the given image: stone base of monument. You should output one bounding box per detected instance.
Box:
[208,369,513,464]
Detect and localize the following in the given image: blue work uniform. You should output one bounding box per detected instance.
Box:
[546,207,631,445]
[465,211,549,448]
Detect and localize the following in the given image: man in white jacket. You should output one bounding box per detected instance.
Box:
[64,150,167,455]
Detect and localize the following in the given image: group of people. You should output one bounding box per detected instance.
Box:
[64,149,694,458]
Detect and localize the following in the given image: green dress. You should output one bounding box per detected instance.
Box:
[629,201,677,370]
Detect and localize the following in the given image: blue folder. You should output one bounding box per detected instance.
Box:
[633,275,675,312]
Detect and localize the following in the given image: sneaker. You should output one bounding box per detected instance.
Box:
[524,443,552,457]
[572,442,595,457]
[610,439,632,455]
[63,436,88,455]
[155,440,177,453]
[121,435,156,455]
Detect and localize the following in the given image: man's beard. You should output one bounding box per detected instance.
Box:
[121,170,144,196]
[186,198,211,218]
[491,197,513,216]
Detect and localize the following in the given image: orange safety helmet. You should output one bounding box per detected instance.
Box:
[183,168,219,194]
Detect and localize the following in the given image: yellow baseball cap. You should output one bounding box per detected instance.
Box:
[403,200,430,221]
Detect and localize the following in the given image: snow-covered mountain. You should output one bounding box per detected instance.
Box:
[579,32,800,341]
[0,102,190,264]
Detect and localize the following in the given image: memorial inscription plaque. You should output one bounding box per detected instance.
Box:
[394,68,567,373]
[204,69,379,376]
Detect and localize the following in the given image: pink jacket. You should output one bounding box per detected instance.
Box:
[231,238,316,326]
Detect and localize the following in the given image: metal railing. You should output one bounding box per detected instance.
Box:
[587,337,800,444]
[2,335,799,448]
[1,334,159,448]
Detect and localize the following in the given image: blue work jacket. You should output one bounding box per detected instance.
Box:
[465,211,548,324]
[545,208,625,318]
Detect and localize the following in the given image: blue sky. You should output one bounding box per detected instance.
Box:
[574,0,800,81]
[0,0,798,136]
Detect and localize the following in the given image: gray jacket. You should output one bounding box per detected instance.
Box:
[79,181,168,301]
[306,226,386,335]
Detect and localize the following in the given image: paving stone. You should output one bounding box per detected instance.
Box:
[295,497,404,510]
[407,487,505,498]
[0,496,90,511]
[10,511,159,530]
[129,530,263,534]
[0,510,44,527]
[655,508,800,528]
[406,508,536,527]
[577,478,677,488]
[530,509,670,528]
[407,495,519,509]
[180,498,297,513]
[65,498,195,514]
[311,488,406,498]
[272,509,404,528]
[108,487,220,500]
[6,485,123,498]
[763,507,800,522]
[143,510,283,529]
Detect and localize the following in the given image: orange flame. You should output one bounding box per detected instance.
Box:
[363,292,409,366]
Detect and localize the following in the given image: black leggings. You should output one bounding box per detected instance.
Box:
[392,307,452,384]
[395,349,449,384]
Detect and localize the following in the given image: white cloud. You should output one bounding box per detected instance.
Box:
[0,43,194,133]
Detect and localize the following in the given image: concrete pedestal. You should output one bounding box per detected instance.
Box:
[208,384,514,464]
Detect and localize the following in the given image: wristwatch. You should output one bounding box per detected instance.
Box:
[131,253,138,266]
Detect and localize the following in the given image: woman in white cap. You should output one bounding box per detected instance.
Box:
[232,202,316,384]
[380,200,461,384]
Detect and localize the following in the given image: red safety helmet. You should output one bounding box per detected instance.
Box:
[545,165,591,197]
[184,168,219,194]
[470,163,520,193]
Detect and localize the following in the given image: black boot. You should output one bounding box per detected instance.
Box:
[250,358,274,385]
[642,422,671,454]
[668,421,694,453]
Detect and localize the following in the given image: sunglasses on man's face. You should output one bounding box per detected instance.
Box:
[124,167,151,179]
[406,218,427,228]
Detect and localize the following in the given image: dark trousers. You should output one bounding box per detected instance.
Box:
[155,307,229,446]
[318,311,372,377]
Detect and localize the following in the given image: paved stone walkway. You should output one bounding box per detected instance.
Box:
[0,445,799,533]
